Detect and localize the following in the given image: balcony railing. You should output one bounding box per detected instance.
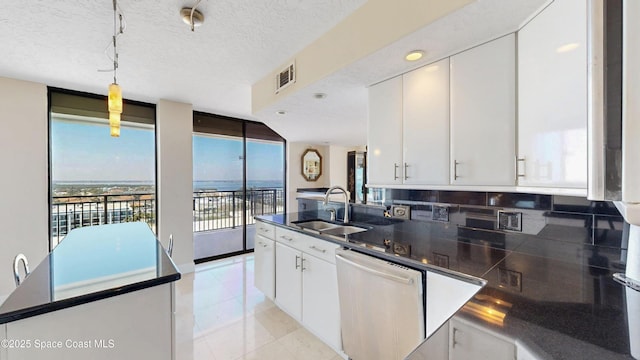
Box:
[51,188,284,239]
[192,189,285,231]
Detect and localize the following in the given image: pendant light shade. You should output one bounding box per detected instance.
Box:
[108,83,122,137]
[108,83,122,113]
[110,123,121,137]
[109,111,121,138]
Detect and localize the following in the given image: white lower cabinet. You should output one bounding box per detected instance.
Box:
[301,253,341,350]
[275,242,303,320]
[274,231,342,353]
[449,317,515,360]
[254,234,275,300]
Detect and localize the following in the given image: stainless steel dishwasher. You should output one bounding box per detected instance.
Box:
[335,248,425,360]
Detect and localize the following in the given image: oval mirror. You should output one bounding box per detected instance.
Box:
[301,149,322,181]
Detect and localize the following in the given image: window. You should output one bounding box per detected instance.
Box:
[49,90,156,249]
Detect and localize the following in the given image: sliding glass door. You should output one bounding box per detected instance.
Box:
[193,113,285,261]
[245,122,285,250]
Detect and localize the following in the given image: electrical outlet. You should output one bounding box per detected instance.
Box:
[432,205,449,222]
[497,210,522,232]
[391,205,410,220]
[498,268,522,292]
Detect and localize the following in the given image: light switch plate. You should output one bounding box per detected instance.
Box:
[497,210,522,232]
[432,205,449,222]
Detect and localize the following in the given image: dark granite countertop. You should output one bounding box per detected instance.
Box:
[0,222,181,324]
[256,212,635,359]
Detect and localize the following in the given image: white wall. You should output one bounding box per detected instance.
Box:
[0,77,49,300]
[286,143,367,212]
[329,145,349,189]
[156,100,195,273]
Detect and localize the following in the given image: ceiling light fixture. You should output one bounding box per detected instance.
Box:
[313,93,327,100]
[276,110,286,115]
[108,0,124,137]
[181,0,205,32]
[405,50,425,61]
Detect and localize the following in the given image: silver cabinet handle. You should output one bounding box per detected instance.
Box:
[309,245,327,254]
[404,163,409,180]
[394,163,399,180]
[452,328,459,348]
[454,160,461,180]
[302,257,307,271]
[260,227,270,233]
[280,235,293,241]
[257,241,268,248]
[295,255,301,269]
[13,253,30,287]
[516,157,526,178]
[167,233,174,257]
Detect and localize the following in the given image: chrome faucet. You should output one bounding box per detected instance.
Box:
[324,186,349,224]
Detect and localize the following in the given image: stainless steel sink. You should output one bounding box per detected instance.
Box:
[293,220,368,236]
[321,225,368,236]
[293,220,341,232]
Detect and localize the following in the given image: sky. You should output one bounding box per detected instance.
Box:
[51,119,284,183]
[51,120,155,182]
[193,134,284,182]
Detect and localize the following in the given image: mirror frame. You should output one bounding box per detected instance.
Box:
[301,148,322,182]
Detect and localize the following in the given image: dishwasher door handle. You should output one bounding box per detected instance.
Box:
[336,253,414,285]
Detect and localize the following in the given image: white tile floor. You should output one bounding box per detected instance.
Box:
[183,254,343,360]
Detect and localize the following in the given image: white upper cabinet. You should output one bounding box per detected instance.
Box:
[403,58,450,185]
[368,76,403,185]
[450,34,516,186]
[517,0,587,189]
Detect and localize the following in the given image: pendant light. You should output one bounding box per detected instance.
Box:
[108,0,123,137]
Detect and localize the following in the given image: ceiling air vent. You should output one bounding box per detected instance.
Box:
[275,62,295,94]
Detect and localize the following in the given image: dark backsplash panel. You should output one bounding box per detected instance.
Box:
[363,188,627,250]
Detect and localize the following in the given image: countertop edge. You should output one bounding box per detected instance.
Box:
[254,215,487,288]
[0,272,181,325]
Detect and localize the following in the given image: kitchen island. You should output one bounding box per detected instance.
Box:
[256,211,635,360]
[0,222,180,360]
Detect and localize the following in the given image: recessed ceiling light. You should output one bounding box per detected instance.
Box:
[276,110,286,115]
[405,50,425,61]
[313,93,327,100]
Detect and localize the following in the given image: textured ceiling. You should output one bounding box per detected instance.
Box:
[0,0,366,119]
[0,0,548,146]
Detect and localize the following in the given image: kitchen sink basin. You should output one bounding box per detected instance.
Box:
[293,220,341,232]
[321,225,368,236]
[293,220,368,236]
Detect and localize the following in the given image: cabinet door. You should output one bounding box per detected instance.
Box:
[368,76,403,185]
[517,0,587,188]
[302,254,341,351]
[450,34,516,186]
[254,235,275,300]
[275,242,302,321]
[449,318,515,360]
[403,58,450,185]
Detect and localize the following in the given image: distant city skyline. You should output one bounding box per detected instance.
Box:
[51,119,284,183]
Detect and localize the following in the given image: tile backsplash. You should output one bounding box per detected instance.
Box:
[364,188,627,250]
